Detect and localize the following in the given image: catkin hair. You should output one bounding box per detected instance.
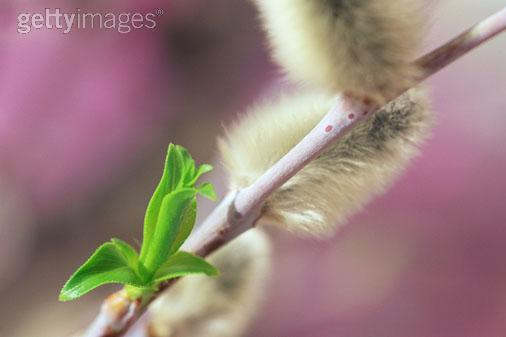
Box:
[253,0,423,103]
[219,88,433,237]
[147,229,271,337]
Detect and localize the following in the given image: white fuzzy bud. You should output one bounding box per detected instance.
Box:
[147,229,271,337]
[219,88,433,237]
[253,0,424,103]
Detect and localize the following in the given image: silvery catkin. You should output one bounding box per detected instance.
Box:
[253,0,423,103]
[219,88,432,237]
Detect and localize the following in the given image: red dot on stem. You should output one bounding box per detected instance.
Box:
[348,113,355,120]
[325,125,333,132]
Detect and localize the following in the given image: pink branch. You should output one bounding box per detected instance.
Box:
[236,5,506,218]
[79,6,506,337]
[234,97,372,216]
[417,6,506,78]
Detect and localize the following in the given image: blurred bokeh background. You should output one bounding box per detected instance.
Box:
[0,0,505,336]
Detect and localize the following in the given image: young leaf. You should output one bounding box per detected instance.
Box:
[59,243,144,302]
[141,145,214,261]
[110,238,139,269]
[60,144,217,304]
[141,144,183,260]
[177,145,197,184]
[140,189,197,274]
[168,198,197,256]
[154,251,219,283]
[198,182,217,201]
[189,164,214,185]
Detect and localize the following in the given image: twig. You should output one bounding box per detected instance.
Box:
[417,6,506,79]
[80,7,506,337]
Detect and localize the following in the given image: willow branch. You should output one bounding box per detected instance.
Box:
[80,7,506,337]
[417,6,506,78]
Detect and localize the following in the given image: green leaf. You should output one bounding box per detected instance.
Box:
[140,189,197,274]
[59,243,144,302]
[189,164,213,185]
[141,144,183,260]
[110,238,138,268]
[60,144,219,304]
[154,251,219,283]
[196,164,213,177]
[140,145,214,261]
[198,182,217,201]
[168,198,197,256]
[176,145,197,184]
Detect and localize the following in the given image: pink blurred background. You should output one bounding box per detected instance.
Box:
[0,0,505,336]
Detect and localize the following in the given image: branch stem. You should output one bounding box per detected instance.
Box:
[80,7,506,337]
[417,6,506,78]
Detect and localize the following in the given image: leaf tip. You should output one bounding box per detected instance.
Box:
[58,288,73,302]
[198,182,217,201]
[208,266,220,277]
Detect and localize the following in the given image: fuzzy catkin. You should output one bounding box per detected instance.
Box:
[147,229,271,337]
[219,88,433,237]
[253,0,423,103]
